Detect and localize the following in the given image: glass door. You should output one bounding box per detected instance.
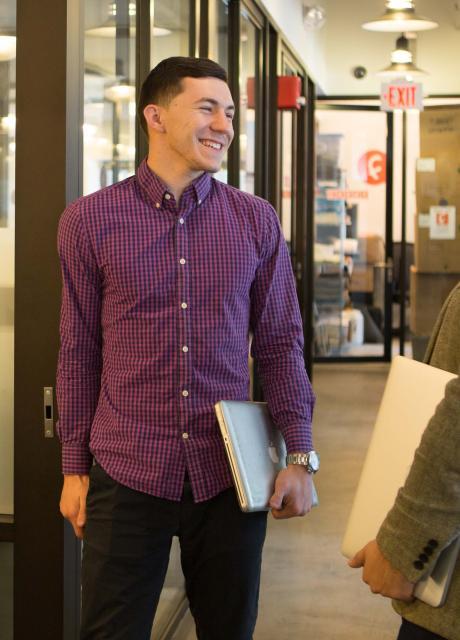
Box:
[313,104,392,361]
[0,1,15,637]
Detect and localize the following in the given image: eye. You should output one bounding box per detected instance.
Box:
[200,106,212,112]
[226,112,234,121]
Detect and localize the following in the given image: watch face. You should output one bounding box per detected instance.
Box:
[308,451,320,472]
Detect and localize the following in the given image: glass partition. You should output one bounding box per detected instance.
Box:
[0,4,15,637]
[314,108,388,358]
[209,0,229,183]
[209,0,228,71]
[0,0,15,518]
[150,0,190,68]
[239,8,257,194]
[84,0,136,195]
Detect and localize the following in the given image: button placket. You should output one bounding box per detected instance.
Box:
[177,204,192,443]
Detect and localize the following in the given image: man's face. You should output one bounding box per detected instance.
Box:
[153,76,235,175]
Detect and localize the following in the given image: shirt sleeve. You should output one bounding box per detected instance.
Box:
[56,201,103,475]
[249,201,315,453]
[377,373,460,583]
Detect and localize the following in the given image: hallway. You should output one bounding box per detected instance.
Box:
[172,363,401,639]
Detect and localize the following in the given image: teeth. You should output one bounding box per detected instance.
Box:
[200,140,222,150]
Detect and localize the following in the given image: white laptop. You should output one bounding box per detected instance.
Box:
[342,355,460,607]
[215,400,318,513]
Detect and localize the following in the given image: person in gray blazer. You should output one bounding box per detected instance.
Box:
[349,282,460,640]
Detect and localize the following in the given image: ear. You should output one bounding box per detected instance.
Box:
[143,104,166,134]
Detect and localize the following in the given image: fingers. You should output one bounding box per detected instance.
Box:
[59,474,90,540]
[271,494,310,519]
[269,490,284,511]
[348,548,365,568]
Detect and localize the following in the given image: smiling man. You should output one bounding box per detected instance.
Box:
[57,57,316,640]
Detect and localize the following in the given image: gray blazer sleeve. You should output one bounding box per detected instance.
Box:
[376,374,460,583]
[377,283,460,584]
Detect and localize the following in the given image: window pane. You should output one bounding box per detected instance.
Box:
[0,0,15,517]
[314,109,387,358]
[209,0,228,71]
[280,111,293,243]
[239,9,256,194]
[208,0,229,184]
[84,0,136,195]
[150,0,189,68]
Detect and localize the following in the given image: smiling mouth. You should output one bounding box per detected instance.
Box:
[199,139,224,151]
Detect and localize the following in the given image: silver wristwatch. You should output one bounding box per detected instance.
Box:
[286,451,320,474]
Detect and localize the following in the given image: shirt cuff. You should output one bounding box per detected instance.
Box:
[281,424,314,454]
[61,443,93,475]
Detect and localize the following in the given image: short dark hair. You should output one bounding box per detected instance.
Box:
[137,56,228,137]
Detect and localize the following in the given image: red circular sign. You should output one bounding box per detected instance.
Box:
[358,150,386,185]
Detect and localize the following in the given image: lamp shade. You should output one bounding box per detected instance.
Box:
[362,1,438,32]
[377,35,427,78]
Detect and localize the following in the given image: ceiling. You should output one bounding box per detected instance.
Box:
[301,0,460,96]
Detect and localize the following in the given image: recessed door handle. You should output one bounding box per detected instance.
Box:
[44,387,54,438]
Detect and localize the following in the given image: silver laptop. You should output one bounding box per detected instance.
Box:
[342,355,460,607]
[215,400,318,513]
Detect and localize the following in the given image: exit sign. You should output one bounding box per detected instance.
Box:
[380,81,423,112]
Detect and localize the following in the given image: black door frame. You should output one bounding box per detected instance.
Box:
[313,101,394,363]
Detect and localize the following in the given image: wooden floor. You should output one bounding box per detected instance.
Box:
[171,363,402,640]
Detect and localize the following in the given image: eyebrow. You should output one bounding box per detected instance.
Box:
[194,98,235,112]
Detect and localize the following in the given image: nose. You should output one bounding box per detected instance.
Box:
[211,108,233,136]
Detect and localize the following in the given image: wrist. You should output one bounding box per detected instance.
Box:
[286,451,320,474]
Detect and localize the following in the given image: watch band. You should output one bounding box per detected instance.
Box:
[286,451,320,474]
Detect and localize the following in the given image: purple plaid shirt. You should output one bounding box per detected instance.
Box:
[56,159,315,502]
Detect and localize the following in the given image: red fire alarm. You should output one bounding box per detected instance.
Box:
[277,76,302,109]
[246,76,303,110]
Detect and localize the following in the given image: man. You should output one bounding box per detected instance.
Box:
[57,57,317,640]
[349,282,460,640]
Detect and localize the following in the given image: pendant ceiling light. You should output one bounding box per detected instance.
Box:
[363,1,438,32]
[377,34,426,78]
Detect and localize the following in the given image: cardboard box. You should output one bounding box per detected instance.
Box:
[415,108,460,272]
[357,235,385,264]
[349,264,374,293]
[410,266,460,335]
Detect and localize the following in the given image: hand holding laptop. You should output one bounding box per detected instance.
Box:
[349,539,415,603]
[269,465,315,520]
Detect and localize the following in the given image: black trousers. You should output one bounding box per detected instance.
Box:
[397,619,448,640]
[81,463,267,640]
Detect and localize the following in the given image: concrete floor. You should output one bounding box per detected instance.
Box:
[171,363,402,640]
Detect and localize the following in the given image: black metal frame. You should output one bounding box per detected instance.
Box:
[313,102,394,364]
[14,2,69,638]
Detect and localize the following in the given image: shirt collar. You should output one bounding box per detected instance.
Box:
[136,158,212,208]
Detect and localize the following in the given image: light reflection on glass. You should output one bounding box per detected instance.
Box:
[239,10,256,194]
[0,0,16,518]
[83,0,136,194]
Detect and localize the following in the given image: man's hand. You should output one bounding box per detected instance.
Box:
[269,465,314,519]
[60,474,90,539]
[349,540,415,602]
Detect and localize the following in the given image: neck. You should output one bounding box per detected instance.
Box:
[146,150,204,202]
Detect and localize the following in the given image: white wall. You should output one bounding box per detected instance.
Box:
[258,0,328,89]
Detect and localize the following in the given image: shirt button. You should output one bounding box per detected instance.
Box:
[198,199,202,205]
[181,302,188,309]
[179,258,186,265]
[155,202,160,208]
[179,218,185,224]
[182,390,189,397]
[182,345,189,353]
[182,432,189,440]
[165,193,171,200]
